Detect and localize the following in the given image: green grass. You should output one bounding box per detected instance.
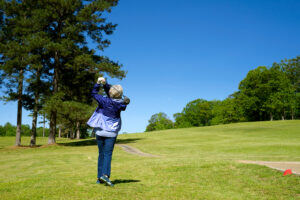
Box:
[0,120,300,199]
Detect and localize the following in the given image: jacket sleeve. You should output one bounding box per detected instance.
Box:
[91,84,104,106]
[120,104,127,111]
[103,83,111,98]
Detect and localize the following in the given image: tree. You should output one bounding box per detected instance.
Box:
[173,100,222,128]
[211,96,245,125]
[32,0,125,144]
[0,1,40,146]
[22,37,52,146]
[23,68,51,146]
[238,66,271,121]
[0,125,5,136]
[264,65,296,120]
[281,56,300,92]
[56,101,93,139]
[181,99,214,126]
[173,112,192,128]
[145,112,173,132]
[37,108,49,138]
[237,65,297,121]
[280,56,300,119]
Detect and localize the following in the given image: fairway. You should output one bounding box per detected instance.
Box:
[0,121,300,200]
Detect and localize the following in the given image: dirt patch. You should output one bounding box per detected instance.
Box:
[238,160,300,175]
[116,144,160,157]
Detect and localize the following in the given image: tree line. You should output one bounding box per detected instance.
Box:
[0,122,48,137]
[0,0,124,146]
[0,122,91,138]
[146,56,300,132]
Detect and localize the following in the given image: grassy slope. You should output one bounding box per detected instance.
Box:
[0,120,299,200]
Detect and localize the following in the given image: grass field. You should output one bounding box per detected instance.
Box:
[0,120,300,199]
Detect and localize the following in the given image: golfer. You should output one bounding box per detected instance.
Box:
[87,77,130,187]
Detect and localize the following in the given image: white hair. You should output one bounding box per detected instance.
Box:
[109,85,123,99]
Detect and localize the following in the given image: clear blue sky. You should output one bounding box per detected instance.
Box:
[0,0,300,133]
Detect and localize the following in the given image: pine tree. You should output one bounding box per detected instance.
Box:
[35,0,125,144]
[0,1,39,146]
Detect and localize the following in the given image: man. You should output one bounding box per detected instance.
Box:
[87,77,130,187]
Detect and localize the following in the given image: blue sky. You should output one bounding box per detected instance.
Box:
[0,0,300,133]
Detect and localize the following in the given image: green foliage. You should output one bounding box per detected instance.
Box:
[0,0,39,101]
[238,66,270,121]
[36,127,49,137]
[0,123,44,137]
[21,124,31,136]
[174,100,223,128]
[145,112,174,132]
[2,123,15,136]
[211,96,246,125]
[238,65,297,121]
[182,99,214,126]
[0,125,6,136]
[56,100,93,138]
[278,56,300,119]
[280,56,300,92]
[173,112,192,128]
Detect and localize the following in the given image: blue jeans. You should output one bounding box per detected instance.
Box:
[96,135,116,178]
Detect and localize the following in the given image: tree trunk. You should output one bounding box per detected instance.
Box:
[48,52,59,144]
[42,113,45,137]
[58,126,61,138]
[30,69,41,147]
[70,130,74,139]
[282,109,286,120]
[30,99,38,146]
[76,122,80,139]
[15,69,23,146]
[48,111,56,144]
[270,113,273,121]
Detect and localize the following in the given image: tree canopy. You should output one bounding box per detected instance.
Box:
[145,112,174,132]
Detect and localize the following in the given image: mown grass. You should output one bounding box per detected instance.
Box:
[0,120,299,199]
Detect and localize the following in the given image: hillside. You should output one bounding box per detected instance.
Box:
[0,120,299,199]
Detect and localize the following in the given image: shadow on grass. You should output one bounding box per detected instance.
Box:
[59,138,143,146]
[59,139,97,146]
[116,138,143,144]
[7,145,43,149]
[112,179,141,185]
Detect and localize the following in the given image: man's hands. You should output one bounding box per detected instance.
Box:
[123,96,130,105]
[97,77,130,105]
[97,77,106,85]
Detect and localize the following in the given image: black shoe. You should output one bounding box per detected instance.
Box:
[96,178,104,184]
[100,175,114,187]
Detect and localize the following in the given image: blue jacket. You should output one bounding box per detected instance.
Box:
[87,83,127,135]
